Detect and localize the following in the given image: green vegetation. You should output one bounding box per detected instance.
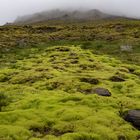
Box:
[0,19,140,140]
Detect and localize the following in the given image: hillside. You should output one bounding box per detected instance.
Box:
[0,19,140,140]
[13,9,118,25]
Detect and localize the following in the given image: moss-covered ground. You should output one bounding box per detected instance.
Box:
[0,19,140,140]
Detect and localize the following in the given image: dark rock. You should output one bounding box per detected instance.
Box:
[110,76,125,82]
[93,88,111,96]
[80,87,111,97]
[124,110,140,130]
[80,77,99,85]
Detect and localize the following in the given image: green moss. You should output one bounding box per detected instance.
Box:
[0,22,140,140]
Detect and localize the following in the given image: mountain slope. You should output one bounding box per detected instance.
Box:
[14,9,118,24]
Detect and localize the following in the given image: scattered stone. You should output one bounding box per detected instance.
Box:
[120,45,133,52]
[80,77,99,85]
[93,88,112,96]
[124,110,140,130]
[80,87,111,96]
[110,76,125,82]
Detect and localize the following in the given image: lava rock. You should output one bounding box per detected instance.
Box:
[124,110,140,130]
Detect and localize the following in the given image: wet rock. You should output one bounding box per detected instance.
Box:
[124,110,140,130]
[80,77,99,85]
[110,76,125,82]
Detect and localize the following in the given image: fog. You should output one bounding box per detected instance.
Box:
[0,0,140,25]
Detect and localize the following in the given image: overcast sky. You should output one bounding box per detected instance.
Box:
[0,0,140,25]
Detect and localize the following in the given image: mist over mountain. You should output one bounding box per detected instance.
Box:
[1,0,140,25]
[13,9,123,24]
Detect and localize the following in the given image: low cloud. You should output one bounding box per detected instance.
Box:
[0,0,140,25]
